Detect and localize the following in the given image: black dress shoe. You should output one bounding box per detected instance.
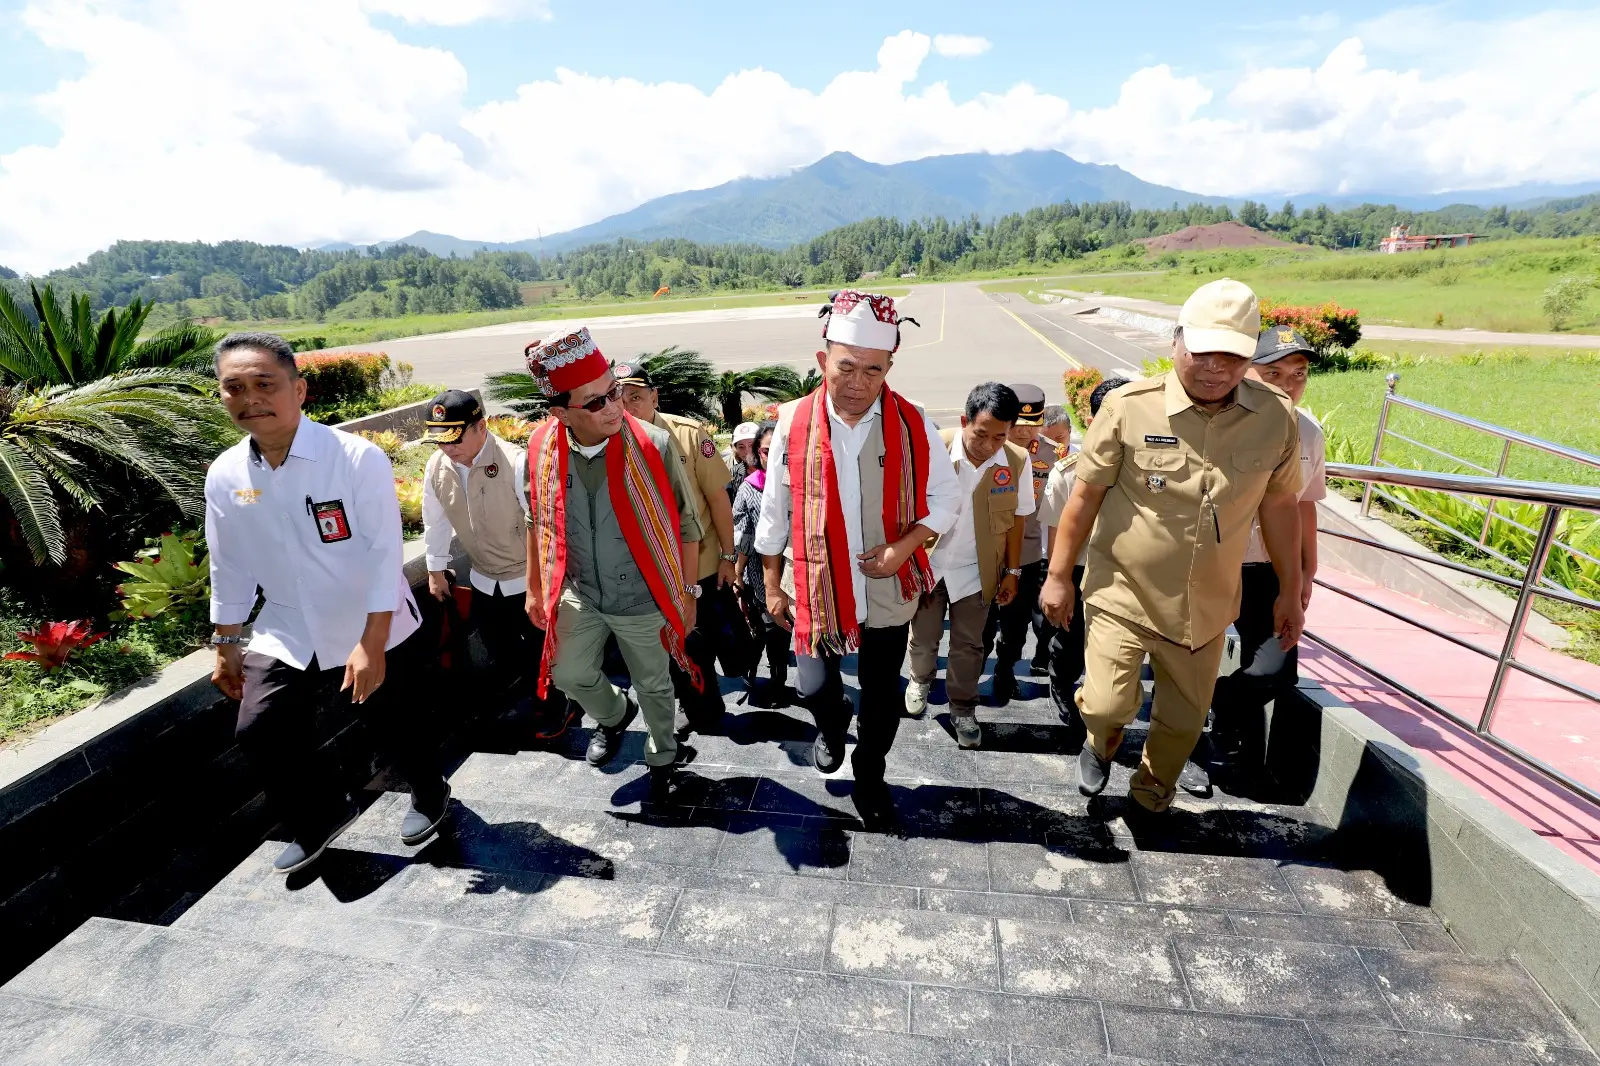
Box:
[274,801,361,875]
[534,699,582,740]
[648,764,678,804]
[400,783,452,847]
[812,730,846,774]
[990,663,1017,706]
[586,697,639,766]
[1077,746,1112,797]
[852,778,897,829]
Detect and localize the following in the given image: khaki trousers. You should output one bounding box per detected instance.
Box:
[551,587,678,767]
[908,580,990,716]
[1075,604,1225,812]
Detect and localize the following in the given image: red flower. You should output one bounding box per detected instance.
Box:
[4,620,106,671]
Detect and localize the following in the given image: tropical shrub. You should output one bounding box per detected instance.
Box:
[395,479,423,531]
[1062,367,1104,429]
[111,530,210,623]
[0,282,217,388]
[1541,276,1592,331]
[295,351,388,408]
[3,620,105,671]
[484,415,533,444]
[1259,300,1362,357]
[715,365,803,430]
[359,429,406,459]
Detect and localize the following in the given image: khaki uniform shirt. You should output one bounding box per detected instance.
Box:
[1021,434,1061,565]
[653,411,731,580]
[1075,372,1301,648]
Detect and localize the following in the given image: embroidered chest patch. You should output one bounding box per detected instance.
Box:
[1145,474,1167,493]
[484,463,499,478]
[233,488,262,505]
[700,438,716,459]
[992,467,1012,488]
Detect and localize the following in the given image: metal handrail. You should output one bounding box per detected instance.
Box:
[1315,458,1600,808]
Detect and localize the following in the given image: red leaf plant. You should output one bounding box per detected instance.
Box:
[4,620,107,671]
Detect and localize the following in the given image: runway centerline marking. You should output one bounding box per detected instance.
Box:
[996,303,1082,369]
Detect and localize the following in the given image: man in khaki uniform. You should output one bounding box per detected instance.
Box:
[905,383,1034,749]
[617,361,739,734]
[1040,279,1305,812]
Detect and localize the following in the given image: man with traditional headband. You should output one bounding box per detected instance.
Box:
[754,291,962,826]
[521,327,705,802]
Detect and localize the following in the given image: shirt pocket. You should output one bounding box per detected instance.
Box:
[1229,449,1278,499]
[1130,448,1190,510]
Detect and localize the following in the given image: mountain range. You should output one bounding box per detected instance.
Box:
[320,149,1600,257]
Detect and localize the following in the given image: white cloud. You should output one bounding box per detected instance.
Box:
[362,0,550,26]
[2,5,1599,273]
[932,34,992,58]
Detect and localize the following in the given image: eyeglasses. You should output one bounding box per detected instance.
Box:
[564,381,623,413]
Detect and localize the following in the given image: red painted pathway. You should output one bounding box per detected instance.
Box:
[1300,566,1600,872]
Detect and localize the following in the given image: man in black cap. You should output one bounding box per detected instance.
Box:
[616,361,739,735]
[422,389,575,738]
[1208,327,1325,788]
[982,382,1062,704]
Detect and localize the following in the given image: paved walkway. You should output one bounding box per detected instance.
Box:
[1302,565,1600,872]
[8,622,1595,1063]
[1051,289,1600,349]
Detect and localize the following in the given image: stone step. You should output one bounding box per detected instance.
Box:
[7,899,1590,1066]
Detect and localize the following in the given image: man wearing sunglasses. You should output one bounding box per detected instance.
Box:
[522,328,705,802]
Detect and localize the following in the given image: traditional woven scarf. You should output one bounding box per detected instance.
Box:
[527,412,701,698]
[786,384,935,656]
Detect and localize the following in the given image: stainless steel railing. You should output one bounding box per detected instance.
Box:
[1359,373,1600,583]
[1312,462,1600,807]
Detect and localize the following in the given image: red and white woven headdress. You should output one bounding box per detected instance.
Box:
[524,327,609,396]
[819,290,917,354]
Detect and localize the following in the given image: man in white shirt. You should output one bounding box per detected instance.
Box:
[1209,327,1327,789]
[905,383,1034,750]
[206,332,450,876]
[421,389,575,741]
[754,290,961,826]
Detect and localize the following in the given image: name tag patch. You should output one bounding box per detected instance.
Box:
[1144,435,1179,446]
[312,499,352,543]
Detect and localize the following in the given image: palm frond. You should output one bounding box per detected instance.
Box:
[0,435,65,564]
[483,369,550,418]
[0,285,53,384]
[128,319,217,373]
[31,284,79,385]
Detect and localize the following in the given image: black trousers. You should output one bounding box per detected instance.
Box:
[1048,565,1087,732]
[797,623,911,784]
[470,585,564,711]
[746,598,791,685]
[983,559,1047,668]
[1211,563,1299,765]
[235,628,446,844]
[671,575,729,727]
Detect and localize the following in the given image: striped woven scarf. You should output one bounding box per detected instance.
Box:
[787,384,935,657]
[528,413,701,698]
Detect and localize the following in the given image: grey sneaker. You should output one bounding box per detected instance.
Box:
[953,715,982,749]
[904,680,931,718]
[1077,746,1112,796]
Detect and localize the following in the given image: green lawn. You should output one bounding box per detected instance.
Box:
[1304,351,1600,487]
[1047,238,1600,334]
[215,286,910,349]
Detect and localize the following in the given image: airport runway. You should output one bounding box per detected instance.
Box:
[355,282,1169,424]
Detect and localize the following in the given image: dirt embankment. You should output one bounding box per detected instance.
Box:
[1138,221,1294,252]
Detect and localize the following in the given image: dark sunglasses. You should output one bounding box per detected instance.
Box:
[563,381,623,413]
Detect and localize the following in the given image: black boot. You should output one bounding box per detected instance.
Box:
[586,696,639,766]
[990,661,1018,706]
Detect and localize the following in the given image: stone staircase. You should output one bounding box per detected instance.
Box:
[3,639,1596,1065]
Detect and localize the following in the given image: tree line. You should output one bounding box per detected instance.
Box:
[7,191,1600,320]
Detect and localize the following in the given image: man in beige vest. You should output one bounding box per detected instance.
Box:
[905,383,1033,750]
[1041,279,1304,814]
[422,390,574,739]
[754,290,962,827]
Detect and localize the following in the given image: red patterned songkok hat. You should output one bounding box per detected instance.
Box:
[524,326,609,396]
[819,290,918,354]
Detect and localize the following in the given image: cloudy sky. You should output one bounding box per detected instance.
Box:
[1,0,1596,273]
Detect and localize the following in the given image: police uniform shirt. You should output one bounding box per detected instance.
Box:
[1038,454,1091,568]
[1073,372,1300,648]
[205,414,421,671]
[1020,434,1060,565]
[654,411,733,579]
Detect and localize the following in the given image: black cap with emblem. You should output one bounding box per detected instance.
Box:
[424,389,484,443]
[1254,327,1316,365]
[613,361,653,388]
[1009,383,1046,426]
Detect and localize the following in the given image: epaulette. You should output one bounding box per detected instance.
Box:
[1054,451,1080,473]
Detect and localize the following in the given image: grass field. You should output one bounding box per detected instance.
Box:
[1027,238,1600,334]
[1303,350,1600,486]
[216,286,911,349]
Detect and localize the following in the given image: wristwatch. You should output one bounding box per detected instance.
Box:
[1003,567,1023,578]
[719,552,738,563]
[682,584,702,598]
[210,633,243,646]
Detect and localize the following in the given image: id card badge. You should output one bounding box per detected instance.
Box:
[311,499,352,543]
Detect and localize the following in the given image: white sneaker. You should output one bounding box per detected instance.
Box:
[904,680,931,717]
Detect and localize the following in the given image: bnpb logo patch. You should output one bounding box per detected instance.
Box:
[992,467,1012,488]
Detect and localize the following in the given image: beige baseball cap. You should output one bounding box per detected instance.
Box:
[1177,278,1260,359]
